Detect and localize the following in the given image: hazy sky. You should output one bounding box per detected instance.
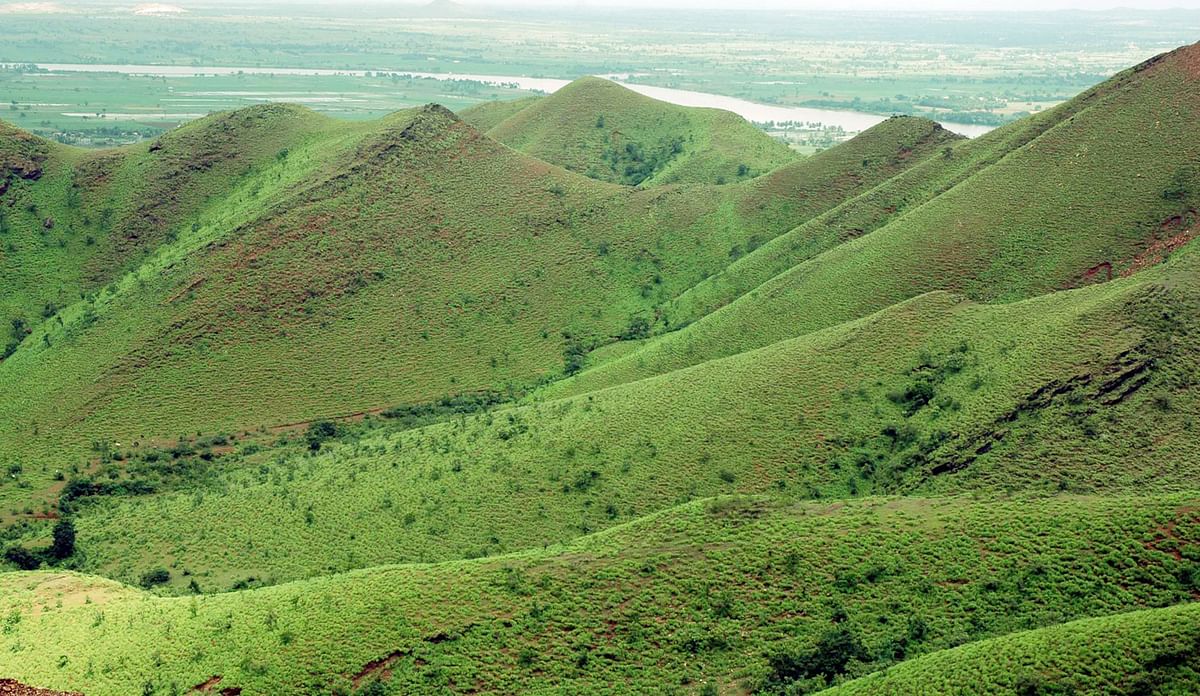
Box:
[459,0,1200,8]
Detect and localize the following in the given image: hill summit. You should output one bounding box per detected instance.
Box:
[485,76,799,186]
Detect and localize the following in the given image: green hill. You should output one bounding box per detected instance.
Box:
[457,96,542,132]
[25,246,1194,590]
[0,105,949,512]
[0,104,338,356]
[1,494,1196,694]
[551,42,1200,398]
[0,43,1198,696]
[485,76,800,186]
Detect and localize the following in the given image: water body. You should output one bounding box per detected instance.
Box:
[27,63,996,137]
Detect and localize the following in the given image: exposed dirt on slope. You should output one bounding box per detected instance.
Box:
[352,650,407,689]
[186,675,240,695]
[1143,507,1199,563]
[1122,212,1198,277]
[1170,41,1200,78]
[928,345,1154,477]
[1071,211,1197,287]
[0,680,83,696]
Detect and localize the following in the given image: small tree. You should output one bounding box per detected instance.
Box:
[305,421,340,451]
[50,517,76,560]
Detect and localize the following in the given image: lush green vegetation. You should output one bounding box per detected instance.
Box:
[0,90,949,507]
[2,494,1197,694]
[0,34,1198,696]
[828,603,1200,695]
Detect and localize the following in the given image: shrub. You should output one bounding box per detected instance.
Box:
[563,337,588,376]
[306,421,340,451]
[3,545,40,570]
[763,626,865,688]
[140,567,170,588]
[621,315,651,340]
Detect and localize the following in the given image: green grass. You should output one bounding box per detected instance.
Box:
[30,246,1195,589]
[826,603,1200,695]
[1,494,1197,695]
[458,96,543,132]
[485,77,799,186]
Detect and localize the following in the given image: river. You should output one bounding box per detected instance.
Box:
[26,63,996,138]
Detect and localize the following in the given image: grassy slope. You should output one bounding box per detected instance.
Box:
[553,43,1200,398]
[0,105,337,341]
[662,90,1097,329]
[53,247,1198,588]
[825,603,1200,696]
[457,95,542,132]
[0,103,948,501]
[2,495,1197,695]
[2,49,1198,696]
[486,76,799,186]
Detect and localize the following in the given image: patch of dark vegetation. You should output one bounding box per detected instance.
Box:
[2,517,78,571]
[2,316,32,360]
[887,343,969,417]
[381,391,506,429]
[305,421,341,452]
[760,626,867,693]
[59,477,157,513]
[828,345,973,490]
[140,567,170,588]
[562,332,594,376]
[602,135,686,186]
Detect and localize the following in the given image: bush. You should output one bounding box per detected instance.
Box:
[621,315,651,340]
[140,567,170,588]
[763,626,865,688]
[4,545,41,570]
[306,421,340,451]
[563,337,588,376]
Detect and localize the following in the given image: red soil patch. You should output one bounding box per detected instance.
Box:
[0,680,83,696]
[189,675,222,693]
[1142,507,1198,562]
[164,276,207,304]
[1072,211,1197,287]
[1080,261,1113,283]
[352,650,407,689]
[1171,42,1200,79]
[1121,213,1198,277]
